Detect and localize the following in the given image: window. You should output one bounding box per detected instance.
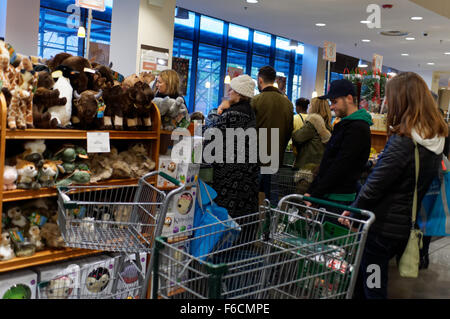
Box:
[38,0,113,59]
[227,49,247,74]
[174,9,195,40]
[228,24,249,52]
[253,31,271,56]
[200,16,224,46]
[173,38,194,109]
[195,44,222,115]
[292,51,303,103]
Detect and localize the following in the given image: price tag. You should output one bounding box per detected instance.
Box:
[87,132,110,153]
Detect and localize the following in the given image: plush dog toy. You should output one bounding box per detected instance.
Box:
[3,165,18,191]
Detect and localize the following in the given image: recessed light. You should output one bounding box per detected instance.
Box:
[401,53,409,56]
[405,37,415,40]
[427,62,435,65]
[315,23,326,27]
[361,39,371,42]
[445,52,450,55]
[246,0,258,3]
[360,20,370,24]
[410,16,423,21]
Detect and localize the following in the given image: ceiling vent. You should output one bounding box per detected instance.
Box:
[379,30,410,36]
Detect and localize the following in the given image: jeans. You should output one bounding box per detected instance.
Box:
[353,232,408,299]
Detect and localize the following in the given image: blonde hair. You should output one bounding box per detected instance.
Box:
[158,69,180,96]
[309,97,332,131]
[386,72,448,139]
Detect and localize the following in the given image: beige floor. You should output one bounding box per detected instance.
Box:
[388,237,450,299]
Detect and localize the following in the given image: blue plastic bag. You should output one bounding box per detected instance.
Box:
[418,156,450,236]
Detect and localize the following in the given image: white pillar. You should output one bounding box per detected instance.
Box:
[301,43,327,99]
[4,0,40,57]
[109,0,176,77]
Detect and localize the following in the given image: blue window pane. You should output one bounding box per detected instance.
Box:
[173,38,194,109]
[200,15,224,46]
[253,30,271,56]
[228,24,249,51]
[174,8,195,40]
[227,49,246,74]
[276,36,291,61]
[90,19,111,44]
[195,44,222,115]
[251,54,270,79]
[40,0,113,22]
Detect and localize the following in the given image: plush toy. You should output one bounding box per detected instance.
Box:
[20,139,46,169]
[0,232,15,261]
[3,165,18,190]
[48,72,73,128]
[52,144,89,175]
[56,169,91,187]
[8,57,38,129]
[7,207,28,229]
[86,267,110,293]
[153,96,189,131]
[119,143,155,178]
[72,89,103,130]
[102,85,128,130]
[47,276,74,299]
[46,52,73,73]
[59,56,93,93]
[113,206,132,229]
[138,72,155,86]
[126,82,154,131]
[16,159,40,190]
[39,160,64,188]
[41,222,65,248]
[0,40,17,92]
[27,225,45,251]
[122,74,140,90]
[88,146,118,183]
[91,63,115,91]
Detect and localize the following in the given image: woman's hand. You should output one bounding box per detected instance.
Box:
[338,211,352,228]
[218,99,231,115]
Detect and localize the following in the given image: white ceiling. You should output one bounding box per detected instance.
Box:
[176,0,450,74]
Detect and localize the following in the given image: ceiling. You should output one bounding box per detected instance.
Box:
[176,0,450,74]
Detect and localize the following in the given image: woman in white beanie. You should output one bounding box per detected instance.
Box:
[203,74,259,220]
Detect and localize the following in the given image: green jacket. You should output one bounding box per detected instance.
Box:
[292,113,332,170]
[251,86,294,167]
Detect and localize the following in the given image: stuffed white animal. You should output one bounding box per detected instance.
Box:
[7,207,27,229]
[3,165,18,190]
[48,76,73,127]
[28,225,45,251]
[0,232,15,261]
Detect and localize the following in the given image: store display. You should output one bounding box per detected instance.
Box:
[36,261,80,299]
[0,269,37,299]
[162,187,197,238]
[78,255,116,298]
[110,252,147,299]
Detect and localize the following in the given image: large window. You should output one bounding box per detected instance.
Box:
[38,0,113,59]
[174,8,304,114]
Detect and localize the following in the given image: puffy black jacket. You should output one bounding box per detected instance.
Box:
[308,114,372,198]
[353,134,441,240]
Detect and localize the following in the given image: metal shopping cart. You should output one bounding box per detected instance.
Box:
[152,195,375,299]
[271,165,315,202]
[56,171,186,299]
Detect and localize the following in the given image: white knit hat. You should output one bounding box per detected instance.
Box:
[230,74,255,98]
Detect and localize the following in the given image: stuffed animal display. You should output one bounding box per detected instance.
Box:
[153,96,190,131]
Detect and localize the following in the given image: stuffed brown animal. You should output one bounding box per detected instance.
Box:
[59,56,93,93]
[101,85,128,130]
[122,74,140,90]
[33,86,67,129]
[72,89,103,130]
[47,52,73,73]
[126,82,154,131]
[41,222,65,248]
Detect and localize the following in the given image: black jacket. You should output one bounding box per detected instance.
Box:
[308,115,372,199]
[353,134,441,240]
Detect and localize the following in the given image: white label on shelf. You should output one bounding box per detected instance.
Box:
[87,132,110,153]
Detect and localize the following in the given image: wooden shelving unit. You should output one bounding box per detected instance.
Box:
[0,91,164,273]
[370,130,388,153]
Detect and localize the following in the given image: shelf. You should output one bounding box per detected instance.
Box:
[370,130,388,136]
[5,129,158,140]
[0,248,102,273]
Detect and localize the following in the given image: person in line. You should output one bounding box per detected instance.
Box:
[305,79,372,208]
[339,72,448,299]
[293,98,310,133]
[203,74,259,218]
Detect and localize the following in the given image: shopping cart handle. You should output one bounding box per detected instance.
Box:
[158,171,181,186]
[301,195,363,214]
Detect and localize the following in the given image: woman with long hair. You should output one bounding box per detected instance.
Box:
[155,69,182,99]
[339,72,448,299]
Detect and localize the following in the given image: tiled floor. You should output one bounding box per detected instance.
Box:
[388,237,450,299]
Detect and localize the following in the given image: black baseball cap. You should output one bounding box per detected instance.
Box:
[319,79,356,100]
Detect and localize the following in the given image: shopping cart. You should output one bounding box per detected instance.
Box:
[152,194,375,299]
[56,171,186,299]
[270,165,315,202]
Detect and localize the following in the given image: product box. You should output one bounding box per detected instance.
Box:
[176,163,200,186]
[162,187,197,239]
[0,269,37,299]
[77,255,116,298]
[35,261,81,299]
[109,252,148,299]
[157,155,179,188]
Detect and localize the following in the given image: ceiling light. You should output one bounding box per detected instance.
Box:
[405,37,415,40]
[445,52,450,55]
[401,53,409,56]
[427,62,435,65]
[315,23,326,27]
[410,16,423,21]
[360,20,370,24]
[77,26,86,38]
[358,59,368,68]
[246,0,258,3]
[361,39,371,42]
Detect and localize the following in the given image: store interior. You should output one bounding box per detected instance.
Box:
[0,0,449,300]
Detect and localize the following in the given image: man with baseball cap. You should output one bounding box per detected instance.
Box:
[305,79,373,210]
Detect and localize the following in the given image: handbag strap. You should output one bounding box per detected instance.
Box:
[412,141,420,228]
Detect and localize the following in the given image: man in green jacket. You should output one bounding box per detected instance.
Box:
[251,66,294,204]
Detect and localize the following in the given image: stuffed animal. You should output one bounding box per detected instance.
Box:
[119,143,155,178]
[16,159,40,190]
[27,225,45,251]
[91,63,115,91]
[39,160,64,188]
[0,232,15,261]
[59,56,93,93]
[7,207,28,229]
[88,146,118,183]
[0,40,17,92]
[52,144,89,175]
[122,74,140,90]
[138,72,155,86]
[19,139,46,169]
[126,82,154,131]
[3,165,18,190]
[86,267,110,293]
[48,73,73,128]
[113,206,132,229]
[56,169,91,187]
[72,90,103,130]
[41,222,65,248]
[102,85,128,130]
[47,277,73,299]
[153,96,189,131]
[46,52,73,73]
[8,57,38,129]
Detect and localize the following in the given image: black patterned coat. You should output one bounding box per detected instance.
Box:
[203,100,260,218]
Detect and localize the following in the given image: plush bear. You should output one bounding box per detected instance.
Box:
[47,52,73,73]
[41,222,65,248]
[3,165,18,191]
[138,72,155,86]
[38,160,64,188]
[122,74,140,90]
[126,81,154,131]
[16,158,40,190]
[7,207,28,229]
[72,89,103,130]
[8,57,38,129]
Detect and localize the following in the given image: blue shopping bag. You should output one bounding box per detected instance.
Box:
[190,180,241,261]
[418,156,450,236]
